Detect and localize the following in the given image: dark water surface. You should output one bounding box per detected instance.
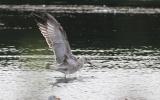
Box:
[1,0,160,7]
[1,7,160,100]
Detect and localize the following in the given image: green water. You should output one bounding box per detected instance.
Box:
[1,11,160,49]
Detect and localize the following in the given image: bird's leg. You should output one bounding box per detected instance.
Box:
[64,74,66,79]
[64,74,68,83]
[75,71,80,79]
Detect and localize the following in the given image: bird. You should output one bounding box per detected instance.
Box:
[32,13,93,80]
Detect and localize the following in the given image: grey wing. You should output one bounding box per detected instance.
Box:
[34,13,73,64]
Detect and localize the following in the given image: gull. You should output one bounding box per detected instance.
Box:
[33,13,93,80]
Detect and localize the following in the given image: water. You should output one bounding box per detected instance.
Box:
[1,6,160,100]
[1,47,160,100]
[0,0,160,7]
[2,5,160,14]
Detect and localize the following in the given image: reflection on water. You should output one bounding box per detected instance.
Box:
[1,9,160,100]
[2,5,160,14]
[1,47,160,100]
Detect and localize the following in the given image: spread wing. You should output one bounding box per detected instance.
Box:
[33,13,73,64]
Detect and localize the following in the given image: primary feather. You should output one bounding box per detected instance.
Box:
[34,13,73,64]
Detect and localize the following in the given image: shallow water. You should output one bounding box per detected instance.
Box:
[1,47,160,100]
[1,8,160,100]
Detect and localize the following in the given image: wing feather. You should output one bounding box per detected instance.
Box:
[34,13,73,64]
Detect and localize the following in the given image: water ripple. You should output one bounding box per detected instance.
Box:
[0,5,160,14]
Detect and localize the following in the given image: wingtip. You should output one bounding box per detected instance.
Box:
[30,12,57,24]
[31,12,48,23]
